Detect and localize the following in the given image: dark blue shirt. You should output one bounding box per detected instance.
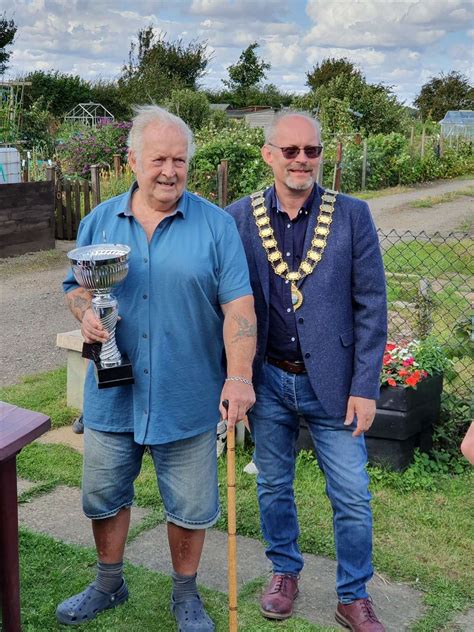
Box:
[266,184,316,361]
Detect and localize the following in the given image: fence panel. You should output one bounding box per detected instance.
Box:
[378,229,473,401]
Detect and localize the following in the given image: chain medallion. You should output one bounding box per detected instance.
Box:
[251,188,337,310]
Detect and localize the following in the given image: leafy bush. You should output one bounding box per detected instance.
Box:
[190,120,272,203]
[58,120,131,177]
[165,88,210,131]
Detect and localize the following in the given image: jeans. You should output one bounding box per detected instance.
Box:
[249,362,373,603]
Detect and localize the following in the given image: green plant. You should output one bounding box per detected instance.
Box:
[381,338,452,388]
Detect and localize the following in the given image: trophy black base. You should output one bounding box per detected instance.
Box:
[82,343,135,389]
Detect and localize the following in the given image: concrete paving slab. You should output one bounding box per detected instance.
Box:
[126,525,271,591]
[126,527,423,631]
[19,486,150,547]
[17,478,35,496]
[296,554,424,631]
[453,608,474,631]
[37,425,84,453]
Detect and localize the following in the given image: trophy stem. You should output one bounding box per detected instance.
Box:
[91,294,122,368]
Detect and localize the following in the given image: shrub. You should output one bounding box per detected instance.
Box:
[190,120,272,203]
[59,120,131,177]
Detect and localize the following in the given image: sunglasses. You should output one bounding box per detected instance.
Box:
[267,142,323,159]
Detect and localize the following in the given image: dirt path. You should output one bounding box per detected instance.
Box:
[1,178,472,387]
[368,178,474,233]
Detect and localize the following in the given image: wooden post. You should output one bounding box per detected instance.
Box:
[361,139,368,190]
[113,154,121,178]
[218,159,228,208]
[410,126,415,148]
[439,134,444,158]
[46,166,55,183]
[64,180,73,240]
[421,126,426,158]
[317,158,324,186]
[90,165,101,208]
[332,142,343,191]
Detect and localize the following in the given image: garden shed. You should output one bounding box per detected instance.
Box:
[64,103,114,127]
[439,110,474,140]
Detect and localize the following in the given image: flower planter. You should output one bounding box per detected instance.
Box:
[297,374,443,472]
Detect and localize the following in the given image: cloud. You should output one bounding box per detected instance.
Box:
[304,0,473,49]
[189,0,289,21]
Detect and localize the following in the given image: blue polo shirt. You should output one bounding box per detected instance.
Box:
[63,184,252,444]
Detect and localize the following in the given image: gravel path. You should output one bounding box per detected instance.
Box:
[1,178,472,387]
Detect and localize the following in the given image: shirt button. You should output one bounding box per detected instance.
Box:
[286,251,291,257]
[291,337,295,342]
[142,333,148,338]
[143,294,148,299]
[298,317,304,324]
[144,257,148,263]
[285,280,289,284]
[305,352,311,359]
[287,223,291,228]
[144,409,148,415]
[287,307,292,313]
[144,368,149,374]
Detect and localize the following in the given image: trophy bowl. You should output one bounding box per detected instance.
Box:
[67,243,134,389]
[68,244,131,292]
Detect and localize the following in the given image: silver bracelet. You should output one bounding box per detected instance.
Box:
[225,376,253,386]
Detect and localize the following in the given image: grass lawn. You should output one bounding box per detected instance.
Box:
[2,370,473,631]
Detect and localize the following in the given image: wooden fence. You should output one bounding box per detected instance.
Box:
[48,165,101,240]
[0,181,55,257]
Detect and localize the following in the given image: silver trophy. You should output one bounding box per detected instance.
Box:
[67,244,134,388]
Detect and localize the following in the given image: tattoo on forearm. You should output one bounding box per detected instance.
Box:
[231,314,257,343]
[67,290,91,321]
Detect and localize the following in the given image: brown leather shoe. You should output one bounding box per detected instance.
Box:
[335,598,385,631]
[260,574,299,620]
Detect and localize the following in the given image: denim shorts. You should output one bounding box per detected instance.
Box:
[82,427,220,529]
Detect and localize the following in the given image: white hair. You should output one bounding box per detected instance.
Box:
[127,104,196,161]
[265,110,321,144]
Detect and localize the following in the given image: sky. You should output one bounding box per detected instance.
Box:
[3,0,474,107]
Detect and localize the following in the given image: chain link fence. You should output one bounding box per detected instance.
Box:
[379,229,473,402]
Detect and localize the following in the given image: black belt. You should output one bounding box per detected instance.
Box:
[266,357,307,374]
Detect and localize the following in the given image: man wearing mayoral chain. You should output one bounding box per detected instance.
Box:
[227,111,387,632]
[58,105,256,631]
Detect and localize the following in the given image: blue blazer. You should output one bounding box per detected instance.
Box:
[226,185,388,417]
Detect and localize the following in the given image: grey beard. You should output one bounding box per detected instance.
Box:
[285,175,314,191]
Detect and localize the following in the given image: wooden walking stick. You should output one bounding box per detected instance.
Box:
[222,400,238,632]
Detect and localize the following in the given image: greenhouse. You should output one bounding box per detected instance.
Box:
[439,110,474,140]
[64,103,114,126]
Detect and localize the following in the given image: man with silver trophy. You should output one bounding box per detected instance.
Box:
[58,105,256,631]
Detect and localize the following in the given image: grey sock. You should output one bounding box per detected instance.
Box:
[95,561,124,594]
[172,571,198,603]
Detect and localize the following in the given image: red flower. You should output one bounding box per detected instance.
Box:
[402,358,414,366]
[405,375,420,387]
[387,378,397,387]
[383,354,392,365]
[386,343,397,352]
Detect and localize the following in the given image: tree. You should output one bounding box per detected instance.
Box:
[119,27,210,104]
[165,88,210,131]
[0,13,17,74]
[23,70,92,117]
[295,73,407,137]
[223,42,270,106]
[414,71,474,122]
[306,57,361,91]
